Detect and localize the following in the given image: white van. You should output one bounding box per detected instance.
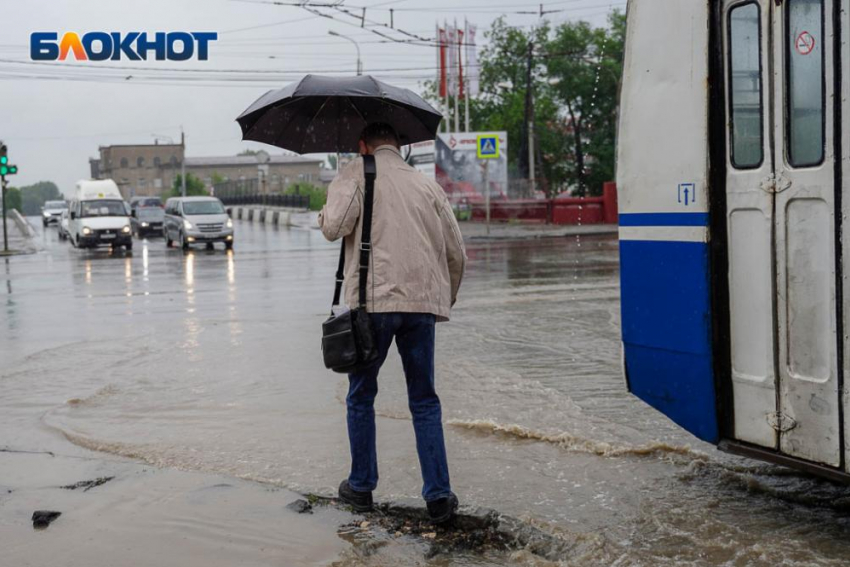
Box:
[68,180,133,251]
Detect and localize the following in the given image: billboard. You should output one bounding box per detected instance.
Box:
[435,131,508,204]
[404,140,436,180]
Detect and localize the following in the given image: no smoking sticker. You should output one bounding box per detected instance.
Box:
[796,31,816,56]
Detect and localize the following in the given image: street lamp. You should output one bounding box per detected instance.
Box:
[328,30,362,75]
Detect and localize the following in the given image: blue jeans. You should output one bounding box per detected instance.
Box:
[346,312,452,502]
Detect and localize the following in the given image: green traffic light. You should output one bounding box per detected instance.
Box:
[0,165,7,175]
[0,156,7,165]
[8,165,17,174]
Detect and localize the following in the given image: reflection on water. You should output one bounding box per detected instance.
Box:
[226,250,235,286]
[4,223,850,565]
[185,251,195,289]
[142,244,149,281]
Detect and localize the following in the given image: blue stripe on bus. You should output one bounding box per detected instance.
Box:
[619,213,709,227]
[619,239,719,444]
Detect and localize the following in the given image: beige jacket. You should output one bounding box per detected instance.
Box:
[318,145,467,322]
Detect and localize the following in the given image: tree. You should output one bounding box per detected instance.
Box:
[435,12,625,197]
[167,173,208,198]
[4,187,22,213]
[285,182,326,211]
[18,181,62,215]
[545,11,625,196]
[326,154,338,171]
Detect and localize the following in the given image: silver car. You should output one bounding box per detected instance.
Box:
[163,197,234,251]
[41,200,68,227]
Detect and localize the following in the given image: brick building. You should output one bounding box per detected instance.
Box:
[182,155,323,194]
[90,141,324,199]
[90,142,184,198]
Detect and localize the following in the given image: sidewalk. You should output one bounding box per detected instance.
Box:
[459,221,618,241]
[0,212,36,255]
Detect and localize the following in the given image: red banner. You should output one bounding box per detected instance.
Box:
[438,28,447,98]
[457,29,464,100]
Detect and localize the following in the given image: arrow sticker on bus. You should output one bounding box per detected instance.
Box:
[796,31,815,56]
[678,183,695,207]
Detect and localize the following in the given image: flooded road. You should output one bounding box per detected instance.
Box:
[3,218,850,565]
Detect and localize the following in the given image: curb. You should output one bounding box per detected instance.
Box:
[465,228,619,242]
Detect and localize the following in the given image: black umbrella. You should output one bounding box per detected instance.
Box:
[236,75,443,154]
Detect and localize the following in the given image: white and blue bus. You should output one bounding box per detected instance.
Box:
[618,0,850,481]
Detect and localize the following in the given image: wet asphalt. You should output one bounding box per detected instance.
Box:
[4,218,850,565]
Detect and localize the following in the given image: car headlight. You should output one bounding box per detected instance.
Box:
[82,227,92,236]
[226,218,233,229]
[43,211,50,217]
[141,222,149,227]
[183,219,193,230]
[122,225,131,234]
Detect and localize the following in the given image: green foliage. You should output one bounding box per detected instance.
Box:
[544,11,626,196]
[4,187,22,214]
[326,154,338,171]
[167,173,209,198]
[285,182,326,211]
[14,181,62,215]
[426,11,625,197]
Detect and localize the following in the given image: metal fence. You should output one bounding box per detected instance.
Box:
[213,178,261,196]
[218,193,310,209]
[213,178,309,209]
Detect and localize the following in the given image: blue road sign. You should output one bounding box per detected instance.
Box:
[477,135,500,159]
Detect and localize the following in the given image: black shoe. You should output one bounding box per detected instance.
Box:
[338,480,373,513]
[427,492,459,524]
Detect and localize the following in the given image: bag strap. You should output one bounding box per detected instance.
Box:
[331,242,346,313]
[358,155,377,309]
[330,154,377,313]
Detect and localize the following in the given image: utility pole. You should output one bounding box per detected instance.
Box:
[180,127,186,198]
[483,159,490,236]
[328,30,362,75]
[520,41,535,185]
[454,18,460,134]
[1,176,7,253]
[464,20,470,133]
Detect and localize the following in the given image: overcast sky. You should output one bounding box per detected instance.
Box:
[1,0,622,196]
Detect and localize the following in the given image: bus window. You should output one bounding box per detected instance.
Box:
[786,0,824,167]
[729,2,763,169]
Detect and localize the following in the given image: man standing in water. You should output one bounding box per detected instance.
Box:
[318,123,467,523]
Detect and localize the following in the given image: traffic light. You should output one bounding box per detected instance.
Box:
[0,143,18,176]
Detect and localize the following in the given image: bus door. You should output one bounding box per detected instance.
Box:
[723,0,841,467]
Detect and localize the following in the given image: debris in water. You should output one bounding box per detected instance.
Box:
[307,494,577,560]
[32,510,61,529]
[286,499,313,514]
[61,476,115,492]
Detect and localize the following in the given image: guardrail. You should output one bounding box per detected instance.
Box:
[467,182,618,225]
[218,193,310,209]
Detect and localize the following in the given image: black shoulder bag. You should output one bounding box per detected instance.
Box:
[321,154,379,374]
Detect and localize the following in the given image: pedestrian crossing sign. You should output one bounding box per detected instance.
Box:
[477,135,500,159]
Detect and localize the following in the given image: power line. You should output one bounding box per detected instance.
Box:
[7,125,184,142]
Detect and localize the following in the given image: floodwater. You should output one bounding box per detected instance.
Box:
[3,218,850,565]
